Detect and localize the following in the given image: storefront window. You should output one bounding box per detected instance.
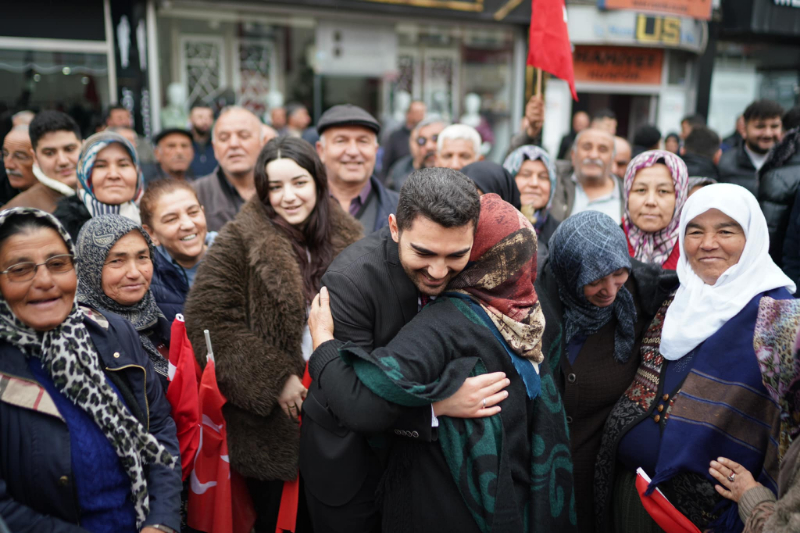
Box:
[156,8,517,160]
[0,48,109,136]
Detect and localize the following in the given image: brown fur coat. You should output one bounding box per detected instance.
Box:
[184,197,363,480]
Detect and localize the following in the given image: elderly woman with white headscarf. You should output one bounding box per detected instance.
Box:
[593,184,800,533]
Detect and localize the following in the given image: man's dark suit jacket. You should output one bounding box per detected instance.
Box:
[300,226,433,507]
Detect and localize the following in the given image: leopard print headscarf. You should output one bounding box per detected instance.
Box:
[0,207,177,527]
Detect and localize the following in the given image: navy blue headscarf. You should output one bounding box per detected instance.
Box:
[548,210,636,363]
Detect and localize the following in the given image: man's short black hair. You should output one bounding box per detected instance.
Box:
[683,126,721,159]
[29,110,82,151]
[743,100,784,124]
[592,109,616,122]
[190,101,214,113]
[396,167,480,232]
[783,107,800,132]
[633,125,661,149]
[681,114,705,127]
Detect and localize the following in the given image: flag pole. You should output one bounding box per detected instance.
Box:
[535,67,543,98]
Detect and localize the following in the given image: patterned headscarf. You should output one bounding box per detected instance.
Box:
[549,210,636,363]
[460,161,521,210]
[75,214,168,380]
[0,208,176,527]
[449,193,545,364]
[76,131,143,223]
[622,150,689,266]
[503,145,557,232]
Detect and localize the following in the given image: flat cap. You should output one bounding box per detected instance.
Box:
[316,104,380,136]
[153,128,193,145]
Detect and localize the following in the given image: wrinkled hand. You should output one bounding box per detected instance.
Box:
[524,96,544,139]
[709,457,760,503]
[309,287,335,350]
[433,372,509,418]
[278,374,307,421]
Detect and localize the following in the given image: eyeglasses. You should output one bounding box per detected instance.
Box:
[0,254,75,282]
[416,134,439,146]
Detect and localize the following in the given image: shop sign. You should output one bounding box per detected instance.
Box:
[568,5,706,53]
[573,46,663,85]
[597,0,713,21]
[635,14,682,46]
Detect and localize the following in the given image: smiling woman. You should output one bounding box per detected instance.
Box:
[182,136,363,530]
[140,178,216,322]
[596,184,800,533]
[53,131,144,241]
[0,208,181,532]
[76,214,173,393]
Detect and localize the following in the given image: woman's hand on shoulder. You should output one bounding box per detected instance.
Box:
[709,457,760,502]
[432,372,509,418]
[278,374,307,421]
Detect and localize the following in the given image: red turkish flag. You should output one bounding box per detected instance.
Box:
[527,0,578,101]
[187,356,256,533]
[165,315,201,481]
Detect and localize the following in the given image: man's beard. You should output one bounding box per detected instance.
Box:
[193,125,210,137]
[746,139,774,155]
[398,246,455,297]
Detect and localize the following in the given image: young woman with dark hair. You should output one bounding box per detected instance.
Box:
[183,135,363,532]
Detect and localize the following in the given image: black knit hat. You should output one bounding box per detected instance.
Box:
[316,104,380,136]
[153,128,193,145]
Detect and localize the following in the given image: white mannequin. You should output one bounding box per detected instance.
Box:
[460,93,482,128]
[460,93,492,156]
[160,83,189,129]
[265,90,285,125]
[393,91,411,124]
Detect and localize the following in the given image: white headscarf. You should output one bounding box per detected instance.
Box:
[660,183,796,360]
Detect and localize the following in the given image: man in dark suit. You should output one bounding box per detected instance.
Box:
[300,168,509,532]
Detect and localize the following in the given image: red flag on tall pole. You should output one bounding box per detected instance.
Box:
[527,0,578,101]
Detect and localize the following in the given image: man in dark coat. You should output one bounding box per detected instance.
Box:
[316,104,399,233]
[680,125,721,181]
[300,168,509,533]
[144,128,196,185]
[718,99,784,195]
[761,107,800,269]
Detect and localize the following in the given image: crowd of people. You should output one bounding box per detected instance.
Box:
[1,92,800,533]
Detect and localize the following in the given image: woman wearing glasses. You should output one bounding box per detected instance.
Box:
[0,207,180,532]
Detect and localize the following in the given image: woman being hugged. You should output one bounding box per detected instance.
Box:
[595,184,800,533]
[183,136,363,530]
[54,131,144,240]
[0,208,180,532]
[621,150,689,270]
[139,179,217,322]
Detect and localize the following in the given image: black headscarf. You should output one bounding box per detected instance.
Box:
[461,161,521,210]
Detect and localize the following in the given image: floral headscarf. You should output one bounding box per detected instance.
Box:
[503,145,557,232]
[622,150,689,266]
[76,131,143,223]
